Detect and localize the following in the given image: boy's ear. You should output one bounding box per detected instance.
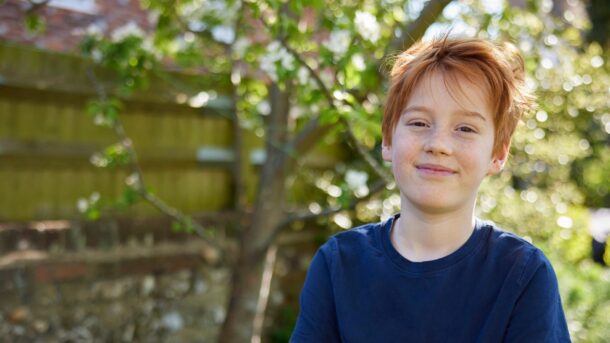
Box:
[488,145,509,175]
[382,140,392,162]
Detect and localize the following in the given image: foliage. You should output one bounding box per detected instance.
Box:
[25,12,45,34]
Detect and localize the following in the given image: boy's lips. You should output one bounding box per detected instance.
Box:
[415,164,457,175]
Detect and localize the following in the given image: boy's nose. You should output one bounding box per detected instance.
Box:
[423,129,452,155]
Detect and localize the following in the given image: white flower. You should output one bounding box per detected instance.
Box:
[91,49,103,63]
[351,53,366,71]
[142,36,154,52]
[280,52,295,69]
[90,153,107,167]
[258,41,295,81]
[203,0,229,15]
[111,21,144,42]
[297,67,309,85]
[90,192,100,203]
[85,23,103,38]
[147,10,160,26]
[259,54,278,82]
[142,37,162,59]
[354,11,380,43]
[324,30,351,57]
[232,37,250,58]
[77,198,88,213]
[125,173,140,187]
[181,0,237,25]
[212,25,235,44]
[187,20,206,32]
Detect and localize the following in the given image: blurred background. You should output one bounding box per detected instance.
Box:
[0,0,609,342]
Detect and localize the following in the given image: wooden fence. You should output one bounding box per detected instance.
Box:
[0,41,256,221]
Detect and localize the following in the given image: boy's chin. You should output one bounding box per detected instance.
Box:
[415,204,464,215]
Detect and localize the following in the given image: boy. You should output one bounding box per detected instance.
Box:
[290,37,571,342]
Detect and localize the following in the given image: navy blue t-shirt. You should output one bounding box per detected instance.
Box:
[291,214,571,342]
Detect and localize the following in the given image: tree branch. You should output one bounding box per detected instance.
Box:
[256,16,339,174]
[258,18,334,108]
[275,36,393,184]
[285,178,387,224]
[341,119,394,184]
[86,68,223,259]
[387,0,454,55]
[261,178,387,249]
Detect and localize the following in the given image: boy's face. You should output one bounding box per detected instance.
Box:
[382,71,507,214]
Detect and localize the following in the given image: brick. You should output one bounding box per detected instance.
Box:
[33,261,91,283]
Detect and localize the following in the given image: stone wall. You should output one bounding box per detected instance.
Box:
[1,267,231,342]
[0,217,316,342]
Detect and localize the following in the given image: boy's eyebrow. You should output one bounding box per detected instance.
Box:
[403,105,487,122]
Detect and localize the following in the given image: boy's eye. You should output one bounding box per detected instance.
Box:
[408,121,428,127]
[457,126,477,133]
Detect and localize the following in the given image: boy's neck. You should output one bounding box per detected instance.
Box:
[391,204,476,263]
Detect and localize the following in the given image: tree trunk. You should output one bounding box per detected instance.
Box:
[218,179,286,343]
[218,83,291,343]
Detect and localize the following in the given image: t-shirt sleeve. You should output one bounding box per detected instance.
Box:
[503,249,571,342]
[290,243,341,343]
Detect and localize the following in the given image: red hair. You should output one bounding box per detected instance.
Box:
[382,37,533,156]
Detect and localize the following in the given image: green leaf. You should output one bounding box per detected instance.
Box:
[171,221,183,233]
[319,107,340,125]
[25,14,45,34]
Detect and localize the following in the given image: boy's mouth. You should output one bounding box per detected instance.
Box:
[415,164,457,175]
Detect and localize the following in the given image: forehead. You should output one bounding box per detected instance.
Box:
[406,70,493,116]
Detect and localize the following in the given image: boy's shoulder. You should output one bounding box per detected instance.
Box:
[478,218,554,276]
[316,217,387,257]
[483,218,541,253]
[331,219,384,242]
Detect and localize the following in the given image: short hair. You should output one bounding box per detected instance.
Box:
[382,36,534,156]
